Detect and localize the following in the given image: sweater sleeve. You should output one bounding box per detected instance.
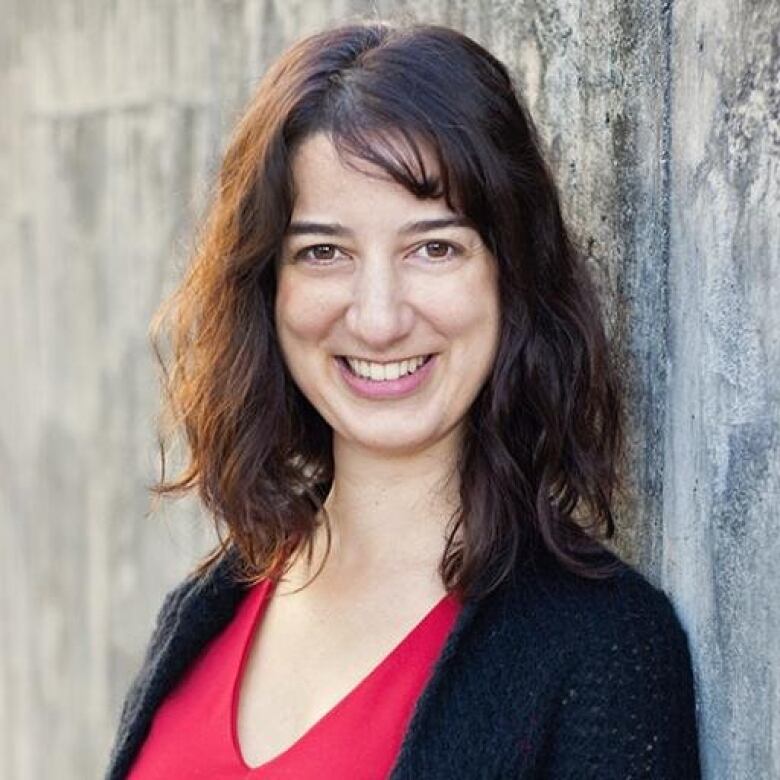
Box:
[541,585,701,779]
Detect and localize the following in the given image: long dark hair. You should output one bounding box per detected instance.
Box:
[151,21,626,601]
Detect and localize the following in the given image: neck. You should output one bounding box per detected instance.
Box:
[287,426,464,593]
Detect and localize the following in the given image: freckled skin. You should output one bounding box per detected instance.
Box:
[275,132,500,457]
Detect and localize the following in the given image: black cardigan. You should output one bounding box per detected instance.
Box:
[105,544,701,778]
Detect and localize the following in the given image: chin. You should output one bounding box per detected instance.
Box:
[337,422,442,456]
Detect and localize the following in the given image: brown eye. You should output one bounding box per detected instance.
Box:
[295,244,343,263]
[426,241,449,258]
[417,240,461,262]
[311,244,336,260]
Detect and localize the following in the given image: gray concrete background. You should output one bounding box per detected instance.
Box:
[1,1,777,777]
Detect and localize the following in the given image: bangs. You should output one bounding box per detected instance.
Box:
[323,105,469,216]
[280,27,503,252]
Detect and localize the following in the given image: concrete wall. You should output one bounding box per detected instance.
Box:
[1,1,777,777]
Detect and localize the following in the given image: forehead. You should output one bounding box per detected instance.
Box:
[289,132,449,217]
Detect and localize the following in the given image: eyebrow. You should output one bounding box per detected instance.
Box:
[285,216,475,237]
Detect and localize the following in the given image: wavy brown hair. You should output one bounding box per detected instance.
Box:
[151,21,626,601]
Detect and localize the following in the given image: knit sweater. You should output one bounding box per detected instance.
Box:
[105,544,701,779]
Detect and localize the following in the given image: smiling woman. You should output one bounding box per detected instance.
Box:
[275,133,500,453]
[106,20,701,780]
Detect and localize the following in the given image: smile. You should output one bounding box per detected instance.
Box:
[335,353,437,400]
[339,354,433,382]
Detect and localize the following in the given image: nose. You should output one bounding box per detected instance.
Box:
[344,256,414,350]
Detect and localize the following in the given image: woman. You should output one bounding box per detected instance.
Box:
[106,21,701,779]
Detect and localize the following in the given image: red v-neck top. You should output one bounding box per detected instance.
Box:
[127,577,462,779]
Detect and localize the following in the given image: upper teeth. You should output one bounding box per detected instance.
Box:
[345,355,429,381]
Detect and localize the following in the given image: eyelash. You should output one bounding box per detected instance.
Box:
[292,240,463,265]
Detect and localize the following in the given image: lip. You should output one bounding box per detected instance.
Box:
[335,354,437,399]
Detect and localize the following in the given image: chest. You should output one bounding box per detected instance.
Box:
[234,584,449,769]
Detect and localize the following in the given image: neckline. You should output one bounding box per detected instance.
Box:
[231,578,457,772]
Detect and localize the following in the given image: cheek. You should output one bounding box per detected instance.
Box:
[421,266,500,342]
[275,273,339,344]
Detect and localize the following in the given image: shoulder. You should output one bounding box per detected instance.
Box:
[494,547,701,775]
[497,544,696,684]
[515,545,690,640]
[144,545,247,653]
[569,553,691,663]
[507,548,702,775]
[513,546,698,732]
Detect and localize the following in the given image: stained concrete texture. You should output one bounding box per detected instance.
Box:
[1,1,778,778]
